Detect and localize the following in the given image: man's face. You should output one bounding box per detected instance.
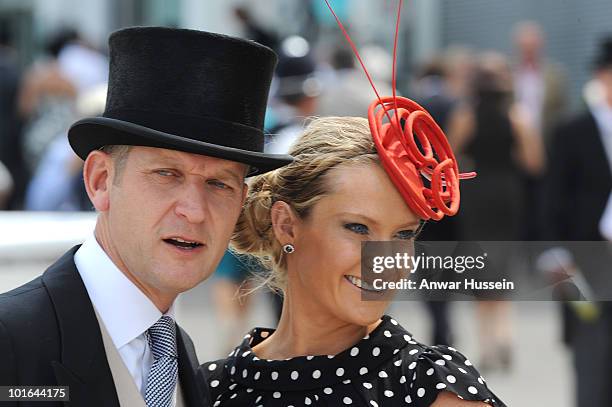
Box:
[597,66,612,107]
[102,146,247,298]
[515,26,543,62]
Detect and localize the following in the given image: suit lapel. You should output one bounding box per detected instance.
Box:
[42,248,208,407]
[176,326,208,407]
[584,112,612,179]
[42,247,120,407]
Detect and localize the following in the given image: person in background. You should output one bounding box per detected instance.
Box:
[512,21,567,148]
[25,84,108,211]
[17,27,79,172]
[413,57,456,131]
[56,31,108,95]
[445,47,476,106]
[316,45,392,118]
[448,52,545,372]
[211,250,259,355]
[412,55,472,347]
[544,36,612,407]
[600,191,612,241]
[234,5,279,52]
[512,21,568,241]
[265,36,321,155]
[0,25,26,209]
[0,160,13,209]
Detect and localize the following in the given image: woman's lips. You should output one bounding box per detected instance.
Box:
[344,275,381,292]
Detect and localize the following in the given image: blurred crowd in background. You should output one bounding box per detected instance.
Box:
[1,0,612,405]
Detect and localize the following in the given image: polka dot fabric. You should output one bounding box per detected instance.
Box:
[201,315,506,406]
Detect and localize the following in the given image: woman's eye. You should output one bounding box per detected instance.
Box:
[344,223,369,235]
[395,221,425,240]
[395,230,416,240]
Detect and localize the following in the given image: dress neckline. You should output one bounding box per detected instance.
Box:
[223,315,422,392]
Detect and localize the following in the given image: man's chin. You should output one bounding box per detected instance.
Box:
[162,270,211,293]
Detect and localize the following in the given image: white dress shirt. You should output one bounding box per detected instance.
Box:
[592,102,612,240]
[514,65,545,131]
[601,193,612,241]
[592,102,612,173]
[74,234,177,401]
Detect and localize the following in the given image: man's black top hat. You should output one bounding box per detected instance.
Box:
[68,26,293,175]
[595,36,612,69]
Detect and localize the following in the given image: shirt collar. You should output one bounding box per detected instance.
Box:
[592,102,612,135]
[74,234,175,349]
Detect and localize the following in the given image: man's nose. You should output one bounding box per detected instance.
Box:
[174,182,208,224]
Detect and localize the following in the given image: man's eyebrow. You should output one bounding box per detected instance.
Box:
[142,155,178,166]
[143,154,245,184]
[214,168,245,185]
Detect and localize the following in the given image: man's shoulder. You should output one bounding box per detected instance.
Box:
[0,249,85,375]
[554,111,596,142]
[0,279,57,347]
[0,273,61,379]
[0,248,80,331]
[0,275,48,310]
[0,275,45,300]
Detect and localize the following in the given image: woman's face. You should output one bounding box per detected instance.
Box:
[283,162,421,327]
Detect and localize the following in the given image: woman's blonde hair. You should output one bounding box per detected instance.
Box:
[231,116,380,293]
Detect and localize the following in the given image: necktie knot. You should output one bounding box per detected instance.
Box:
[147,315,177,359]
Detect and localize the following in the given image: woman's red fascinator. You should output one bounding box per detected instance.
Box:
[324,0,476,221]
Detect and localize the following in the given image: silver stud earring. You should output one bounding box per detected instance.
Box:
[282,244,295,254]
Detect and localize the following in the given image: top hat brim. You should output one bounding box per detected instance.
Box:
[68,117,293,176]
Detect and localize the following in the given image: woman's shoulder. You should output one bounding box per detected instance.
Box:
[200,357,231,392]
[388,338,505,406]
[199,327,271,400]
[200,358,229,379]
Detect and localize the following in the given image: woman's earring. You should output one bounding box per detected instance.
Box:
[282,244,295,254]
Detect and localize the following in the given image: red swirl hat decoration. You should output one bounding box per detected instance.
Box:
[324,0,476,221]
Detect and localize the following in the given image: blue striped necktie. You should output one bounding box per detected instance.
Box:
[145,315,178,407]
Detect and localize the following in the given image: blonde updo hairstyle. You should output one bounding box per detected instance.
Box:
[232,117,380,293]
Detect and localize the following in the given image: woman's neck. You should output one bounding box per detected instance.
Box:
[252,290,381,360]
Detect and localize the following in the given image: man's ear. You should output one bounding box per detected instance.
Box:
[82,150,113,212]
[271,201,298,244]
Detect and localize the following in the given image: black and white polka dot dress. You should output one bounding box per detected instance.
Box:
[201,315,506,406]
